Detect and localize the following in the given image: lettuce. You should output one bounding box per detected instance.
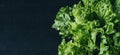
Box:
[52,0,120,55]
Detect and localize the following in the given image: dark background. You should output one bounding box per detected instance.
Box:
[0,0,79,55]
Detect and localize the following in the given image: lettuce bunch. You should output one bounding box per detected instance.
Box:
[52,0,120,55]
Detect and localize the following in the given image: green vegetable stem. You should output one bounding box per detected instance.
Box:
[52,0,120,55]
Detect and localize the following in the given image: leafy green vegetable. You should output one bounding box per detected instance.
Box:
[52,0,120,55]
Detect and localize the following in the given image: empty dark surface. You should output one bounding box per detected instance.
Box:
[0,0,79,55]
